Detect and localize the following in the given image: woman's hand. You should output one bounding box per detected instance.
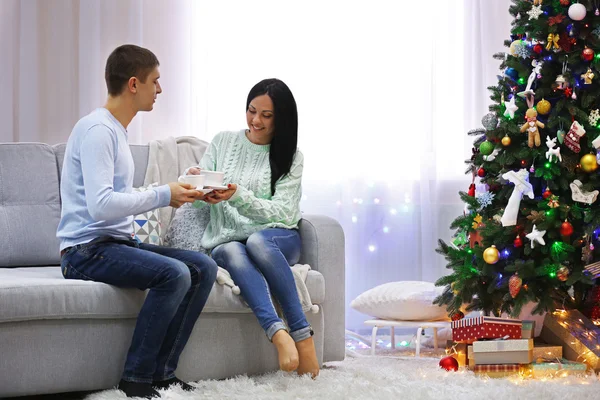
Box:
[187,167,201,175]
[203,184,237,204]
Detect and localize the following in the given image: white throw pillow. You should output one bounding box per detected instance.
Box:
[350,281,449,321]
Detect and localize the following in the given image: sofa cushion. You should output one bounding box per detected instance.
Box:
[0,267,325,323]
[0,143,61,267]
[54,143,149,189]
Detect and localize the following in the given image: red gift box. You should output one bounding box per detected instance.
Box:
[452,316,522,343]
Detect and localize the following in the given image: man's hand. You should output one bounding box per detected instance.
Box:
[168,182,204,208]
[203,184,237,204]
[187,167,201,175]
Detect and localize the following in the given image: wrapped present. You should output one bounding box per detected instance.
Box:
[471,363,520,378]
[532,344,562,360]
[540,309,600,372]
[446,341,468,367]
[520,358,588,378]
[522,320,535,339]
[472,339,534,365]
[452,316,522,343]
[467,345,475,368]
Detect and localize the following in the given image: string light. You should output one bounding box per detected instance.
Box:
[390,208,398,215]
[351,215,358,223]
[383,226,390,233]
[368,245,376,252]
[373,198,380,204]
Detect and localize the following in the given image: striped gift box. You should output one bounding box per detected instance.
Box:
[472,364,520,373]
[452,316,522,343]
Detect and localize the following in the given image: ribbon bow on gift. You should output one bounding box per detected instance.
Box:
[546,33,560,50]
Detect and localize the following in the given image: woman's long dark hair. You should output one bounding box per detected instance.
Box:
[246,78,298,196]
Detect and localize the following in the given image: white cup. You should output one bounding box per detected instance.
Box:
[200,171,225,187]
[178,174,205,189]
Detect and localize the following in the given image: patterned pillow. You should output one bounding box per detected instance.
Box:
[131,183,162,246]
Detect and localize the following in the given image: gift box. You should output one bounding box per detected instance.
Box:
[532,344,563,360]
[520,358,588,378]
[471,363,520,378]
[540,309,600,372]
[446,341,468,367]
[472,339,534,365]
[522,320,535,339]
[452,316,522,343]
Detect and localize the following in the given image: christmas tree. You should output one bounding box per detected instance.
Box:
[435,0,600,320]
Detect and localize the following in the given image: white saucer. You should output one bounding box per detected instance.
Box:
[204,184,228,190]
[195,187,213,194]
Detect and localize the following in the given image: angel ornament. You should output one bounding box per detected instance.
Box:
[518,60,543,106]
[500,169,534,227]
[581,68,595,85]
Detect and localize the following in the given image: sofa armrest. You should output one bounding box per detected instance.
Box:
[298,214,345,362]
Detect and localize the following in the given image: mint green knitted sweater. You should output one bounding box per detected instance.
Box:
[194,130,303,250]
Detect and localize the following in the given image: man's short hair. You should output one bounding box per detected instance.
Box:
[105,44,159,96]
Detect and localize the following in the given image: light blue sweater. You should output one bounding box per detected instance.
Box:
[56,108,171,251]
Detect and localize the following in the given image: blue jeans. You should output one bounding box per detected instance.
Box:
[61,236,218,384]
[211,228,312,342]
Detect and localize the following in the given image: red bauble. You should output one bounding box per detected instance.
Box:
[533,44,543,54]
[560,221,574,236]
[582,47,595,62]
[439,356,459,371]
[514,236,523,248]
[543,189,552,199]
[468,183,476,197]
[451,311,465,321]
[477,168,486,177]
[520,160,527,167]
[560,0,570,6]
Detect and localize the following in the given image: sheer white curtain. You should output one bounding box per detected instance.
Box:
[0,0,194,144]
[190,0,513,331]
[0,0,512,332]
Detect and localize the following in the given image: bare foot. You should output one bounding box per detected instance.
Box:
[272,330,299,372]
[295,336,320,378]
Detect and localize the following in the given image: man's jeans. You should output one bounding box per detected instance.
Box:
[211,228,312,342]
[61,236,218,383]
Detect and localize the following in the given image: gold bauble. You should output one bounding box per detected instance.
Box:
[483,245,500,264]
[536,98,551,115]
[501,135,511,146]
[557,265,569,282]
[580,154,598,172]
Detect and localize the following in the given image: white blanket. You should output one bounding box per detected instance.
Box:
[217,264,319,314]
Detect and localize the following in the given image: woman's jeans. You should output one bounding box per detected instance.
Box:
[61,236,218,384]
[211,228,312,342]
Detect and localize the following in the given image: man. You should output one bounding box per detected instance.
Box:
[57,44,217,399]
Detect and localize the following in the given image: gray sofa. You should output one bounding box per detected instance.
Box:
[0,142,345,398]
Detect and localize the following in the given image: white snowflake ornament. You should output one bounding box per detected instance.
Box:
[590,109,600,126]
[477,192,496,209]
[527,5,543,20]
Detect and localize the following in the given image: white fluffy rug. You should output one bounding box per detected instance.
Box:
[85,354,600,400]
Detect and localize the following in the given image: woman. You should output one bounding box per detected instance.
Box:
[187,78,318,377]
